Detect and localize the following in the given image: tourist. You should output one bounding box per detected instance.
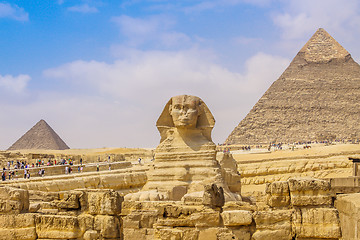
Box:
[78,166,80,172]
[24,169,27,179]
[27,172,30,179]
[96,164,99,172]
[65,166,69,174]
[1,172,5,181]
[41,169,45,177]
[80,166,83,173]
[109,164,111,171]
[80,158,83,165]
[138,158,141,165]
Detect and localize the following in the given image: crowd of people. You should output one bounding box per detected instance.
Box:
[1,156,119,181]
[1,157,80,181]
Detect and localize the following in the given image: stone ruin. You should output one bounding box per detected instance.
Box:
[2,94,359,240]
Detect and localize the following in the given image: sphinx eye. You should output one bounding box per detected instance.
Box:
[174,105,181,110]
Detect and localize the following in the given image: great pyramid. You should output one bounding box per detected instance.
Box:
[225,28,360,145]
[8,119,70,150]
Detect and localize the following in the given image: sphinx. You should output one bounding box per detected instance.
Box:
[125,95,240,202]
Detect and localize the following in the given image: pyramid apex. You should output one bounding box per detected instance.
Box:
[299,28,350,63]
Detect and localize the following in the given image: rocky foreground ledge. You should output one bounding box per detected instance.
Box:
[1,176,358,239]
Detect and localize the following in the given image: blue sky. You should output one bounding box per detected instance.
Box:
[1,0,360,149]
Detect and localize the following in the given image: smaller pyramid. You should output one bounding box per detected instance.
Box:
[8,120,70,150]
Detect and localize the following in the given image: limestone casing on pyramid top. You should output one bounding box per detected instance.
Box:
[299,28,350,63]
[7,119,70,150]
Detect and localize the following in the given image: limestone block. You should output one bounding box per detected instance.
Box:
[232,228,251,240]
[94,215,120,239]
[221,210,253,226]
[217,152,242,193]
[123,213,140,229]
[265,181,290,207]
[83,230,99,240]
[198,228,219,240]
[293,207,341,239]
[190,210,220,227]
[335,193,360,240]
[0,186,29,213]
[123,228,148,240]
[78,214,94,233]
[85,190,122,215]
[36,201,59,215]
[252,229,292,240]
[288,178,333,206]
[154,228,184,240]
[35,215,83,239]
[0,214,37,240]
[203,184,225,208]
[28,190,59,202]
[29,202,41,213]
[123,210,157,229]
[56,191,81,209]
[253,210,293,240]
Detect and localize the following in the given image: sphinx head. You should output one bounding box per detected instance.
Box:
[157,95,215,142]
[169,95,200,129]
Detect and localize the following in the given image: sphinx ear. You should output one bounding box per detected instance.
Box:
[168,103,172,115]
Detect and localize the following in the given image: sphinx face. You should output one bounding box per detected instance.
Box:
[170,95,200,129]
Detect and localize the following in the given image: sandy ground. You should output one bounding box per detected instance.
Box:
[232,143,360,162]
[6,147,154,156]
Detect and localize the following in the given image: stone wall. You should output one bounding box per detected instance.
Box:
[335,193,360,240]
[0,177,351,239]
[238,155,352,185]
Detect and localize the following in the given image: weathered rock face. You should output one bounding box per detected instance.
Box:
[226,28,360,145]
[0,188,122,240]
[125,95,241,202]
[0,214,37,240]
[121,177,343,240]
[0,186,29,213]
[0,177,347,239]
[335,193,360,240]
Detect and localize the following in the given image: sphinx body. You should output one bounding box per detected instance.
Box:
[125,95,240,202]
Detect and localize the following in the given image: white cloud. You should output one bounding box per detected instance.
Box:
[0,2,28,21]
[272,0,360,40]
[233,36,263,45]
[112,15,190,48]
[0,74,30,93]
[183,0,272,12]
[39,50,289,149]
[68,4,98,13]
